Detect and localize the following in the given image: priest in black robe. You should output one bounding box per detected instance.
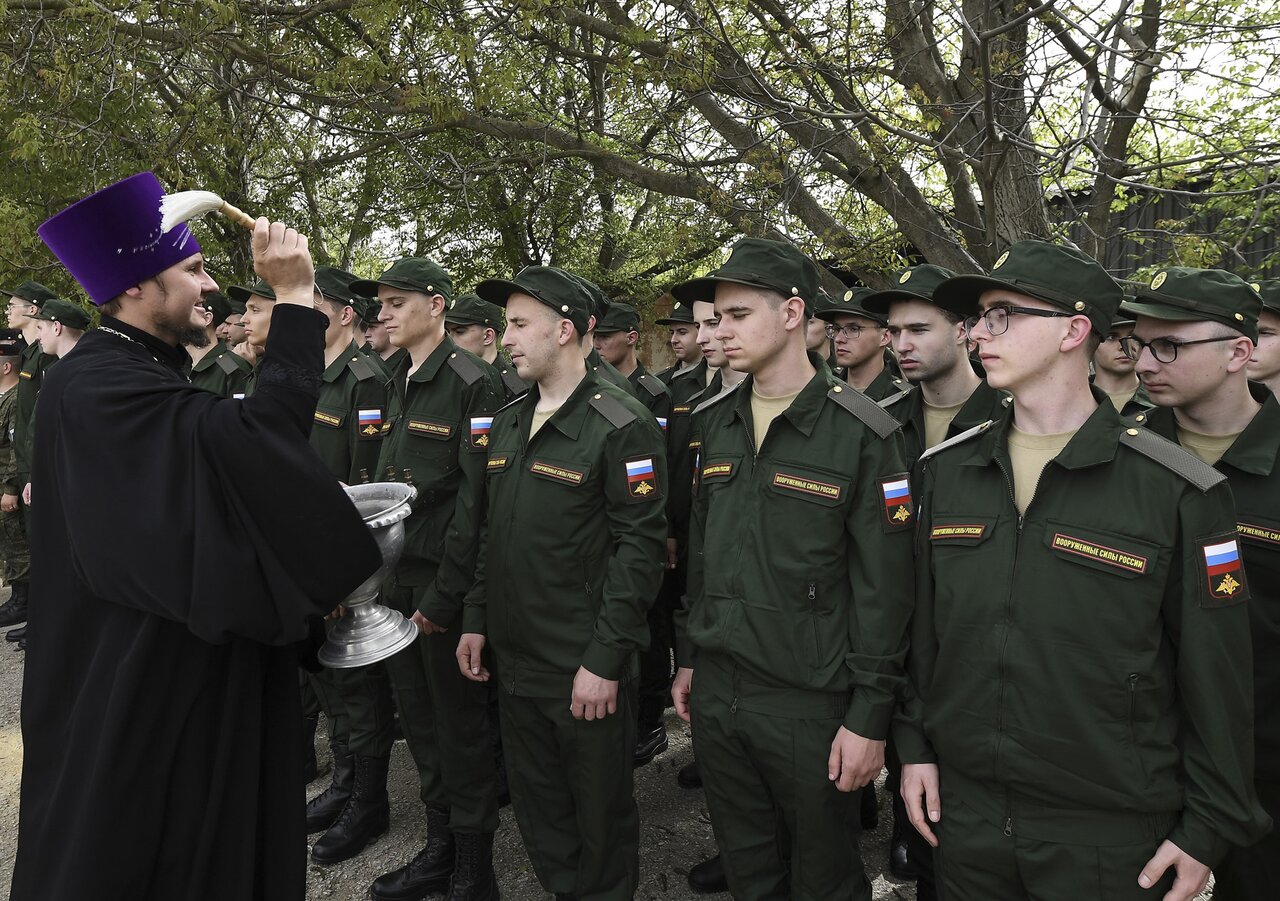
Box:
[10,172,381,900]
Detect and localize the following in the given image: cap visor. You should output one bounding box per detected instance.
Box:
[671,275,769,304]
[475,278,528,308]
[932,275,1019,317]
[862,289,935,315]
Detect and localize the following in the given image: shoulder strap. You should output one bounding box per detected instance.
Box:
[346,355,376,381]
[447,351,485,386]
[1118,426,1226,493]
[636,372,669,399]
[691,381,743,417]
[215,352,241,376]
[917,419,994,464]
[876,385,913,409]
[826,385,901,440]
[589,390,639,429]
[501,367,528,396]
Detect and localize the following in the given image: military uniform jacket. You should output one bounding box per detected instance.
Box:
[376,336,502,626]
[678,356,915,740]
[899,393,1268,865]
[891,378,1008,463]
[862,366,912,405]
[626,360,672,425]
[14,340,53,484]
[588,347,636,397]
[1142,384,1280,784]
[462,369,667,699]
[311,341,390,484]
[665,360,710,541]
[495,356,530,401]
[0,386,18,495]
[188,340,252,398]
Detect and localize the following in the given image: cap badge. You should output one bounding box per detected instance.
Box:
[1074,301,1086,311]
[1251,283,1262,293]
[1150,271,1167,290]
[993,251,1010,269]
[898,271,912,284]
[843,290,853,302]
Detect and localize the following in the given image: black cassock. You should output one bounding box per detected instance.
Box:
[10,304,380,900]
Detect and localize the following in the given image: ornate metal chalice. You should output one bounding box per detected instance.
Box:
[319,481,419,668]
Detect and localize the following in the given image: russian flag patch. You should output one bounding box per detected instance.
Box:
[878,474,913,532]
[470,416,494,448]
[1201,535,1249,604]
[625,457,660,500]
[357,408,383,438]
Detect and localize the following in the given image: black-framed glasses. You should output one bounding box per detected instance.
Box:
[964,305,1075,337]
[824,323,873,340]
[1118,334,1238,364]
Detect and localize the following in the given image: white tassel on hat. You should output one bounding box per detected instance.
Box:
[159,191,256,234]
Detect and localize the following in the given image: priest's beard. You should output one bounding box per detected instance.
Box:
[180,328,211,349]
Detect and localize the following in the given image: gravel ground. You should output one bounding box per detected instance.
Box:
[0,585,1211,900]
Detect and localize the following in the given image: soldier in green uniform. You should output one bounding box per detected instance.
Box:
[669,238,915,901]
[446,292,528,399]
[0,330,29,644]
[8,282,57,536]
[593,301,673,421]
[228,280,278,397]
[186,292,252,397]
[1120,268,1279,899]
[339,258,503,901]
[898,241,1270,901]
[1247,280,1280,396]
[815,287,907,401]
[571,276,638,397]
[1093,310,1153,415]
[458,266,667,901]
[655,299,706,387]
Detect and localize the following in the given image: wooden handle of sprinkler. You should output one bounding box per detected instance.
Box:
[218,201,257,229]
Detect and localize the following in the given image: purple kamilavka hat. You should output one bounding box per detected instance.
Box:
[37,172,202,306]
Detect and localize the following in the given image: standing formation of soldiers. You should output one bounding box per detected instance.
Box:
[9,225,1279,901]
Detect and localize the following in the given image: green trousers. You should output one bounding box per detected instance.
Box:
[1,502,29,584]
[499,684,639,901]
[933,785,1177,900]
[375,578,498,833]
[690,654,870,901]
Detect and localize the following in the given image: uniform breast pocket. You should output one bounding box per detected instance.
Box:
[402,418,460,479]
[765,461,849,509]
[927,515,999,598]
[1043,520,1156,581]
[698,454,741,497]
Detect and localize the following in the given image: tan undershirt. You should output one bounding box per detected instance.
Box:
[1007,424,1076,516]
[1176,425,1240,466]
[706,366,716,387]
[751,386,801,453]
[923,399,966,450]
[1106,387,1138,413]
[528,404,561,441]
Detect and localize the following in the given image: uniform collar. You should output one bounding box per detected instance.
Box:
[407,333,456,383]
[517,366,600,442]
[731,351,833,439]
[967,384,1120,471]
[322,340,362,383]
[191,339,229,373]
[1218,382,1280,476]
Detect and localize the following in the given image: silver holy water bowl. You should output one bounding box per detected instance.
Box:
[319,481,419,668]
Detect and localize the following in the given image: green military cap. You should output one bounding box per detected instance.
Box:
[314,266,360,305]
[446,292,501,327]
[226,279,277,303]
[1253,278,1280,316]
[350,257,453,302]
[863,264,956,314]
[5,280,58,306]
[476,266,593,334]
[354,296,378,328]
[655,299,696,325]
[0,328,27,357]
[195,291,233,324]
[1124,267,1262,342]
[814,286,887,326]
[672,237,820,315]
[29,297,91,330]
[227,296,246,316]
[934,239,1121,335]
[594,301,641,334]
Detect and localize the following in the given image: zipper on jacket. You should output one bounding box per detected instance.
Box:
[991,457,1019,779]
[807,582,821,662]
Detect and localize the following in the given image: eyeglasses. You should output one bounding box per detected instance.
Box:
[964,305,1075,337]
[1118,334,1238,364]
[824,323,875,340]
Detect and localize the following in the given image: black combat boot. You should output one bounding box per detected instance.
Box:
[0,581,28,628]
[370,802,454,900]
[446,831,499,901]
[310,753,390,864]
[688,853,728,894]
[305,740,355,833]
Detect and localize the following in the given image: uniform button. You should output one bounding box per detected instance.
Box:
[594,393,602,399]
[1074,301,1086,311]
[450,353,457,358]
[833,386,843,393]
[1136,414,1145,422]
[1126,428,1139,436]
